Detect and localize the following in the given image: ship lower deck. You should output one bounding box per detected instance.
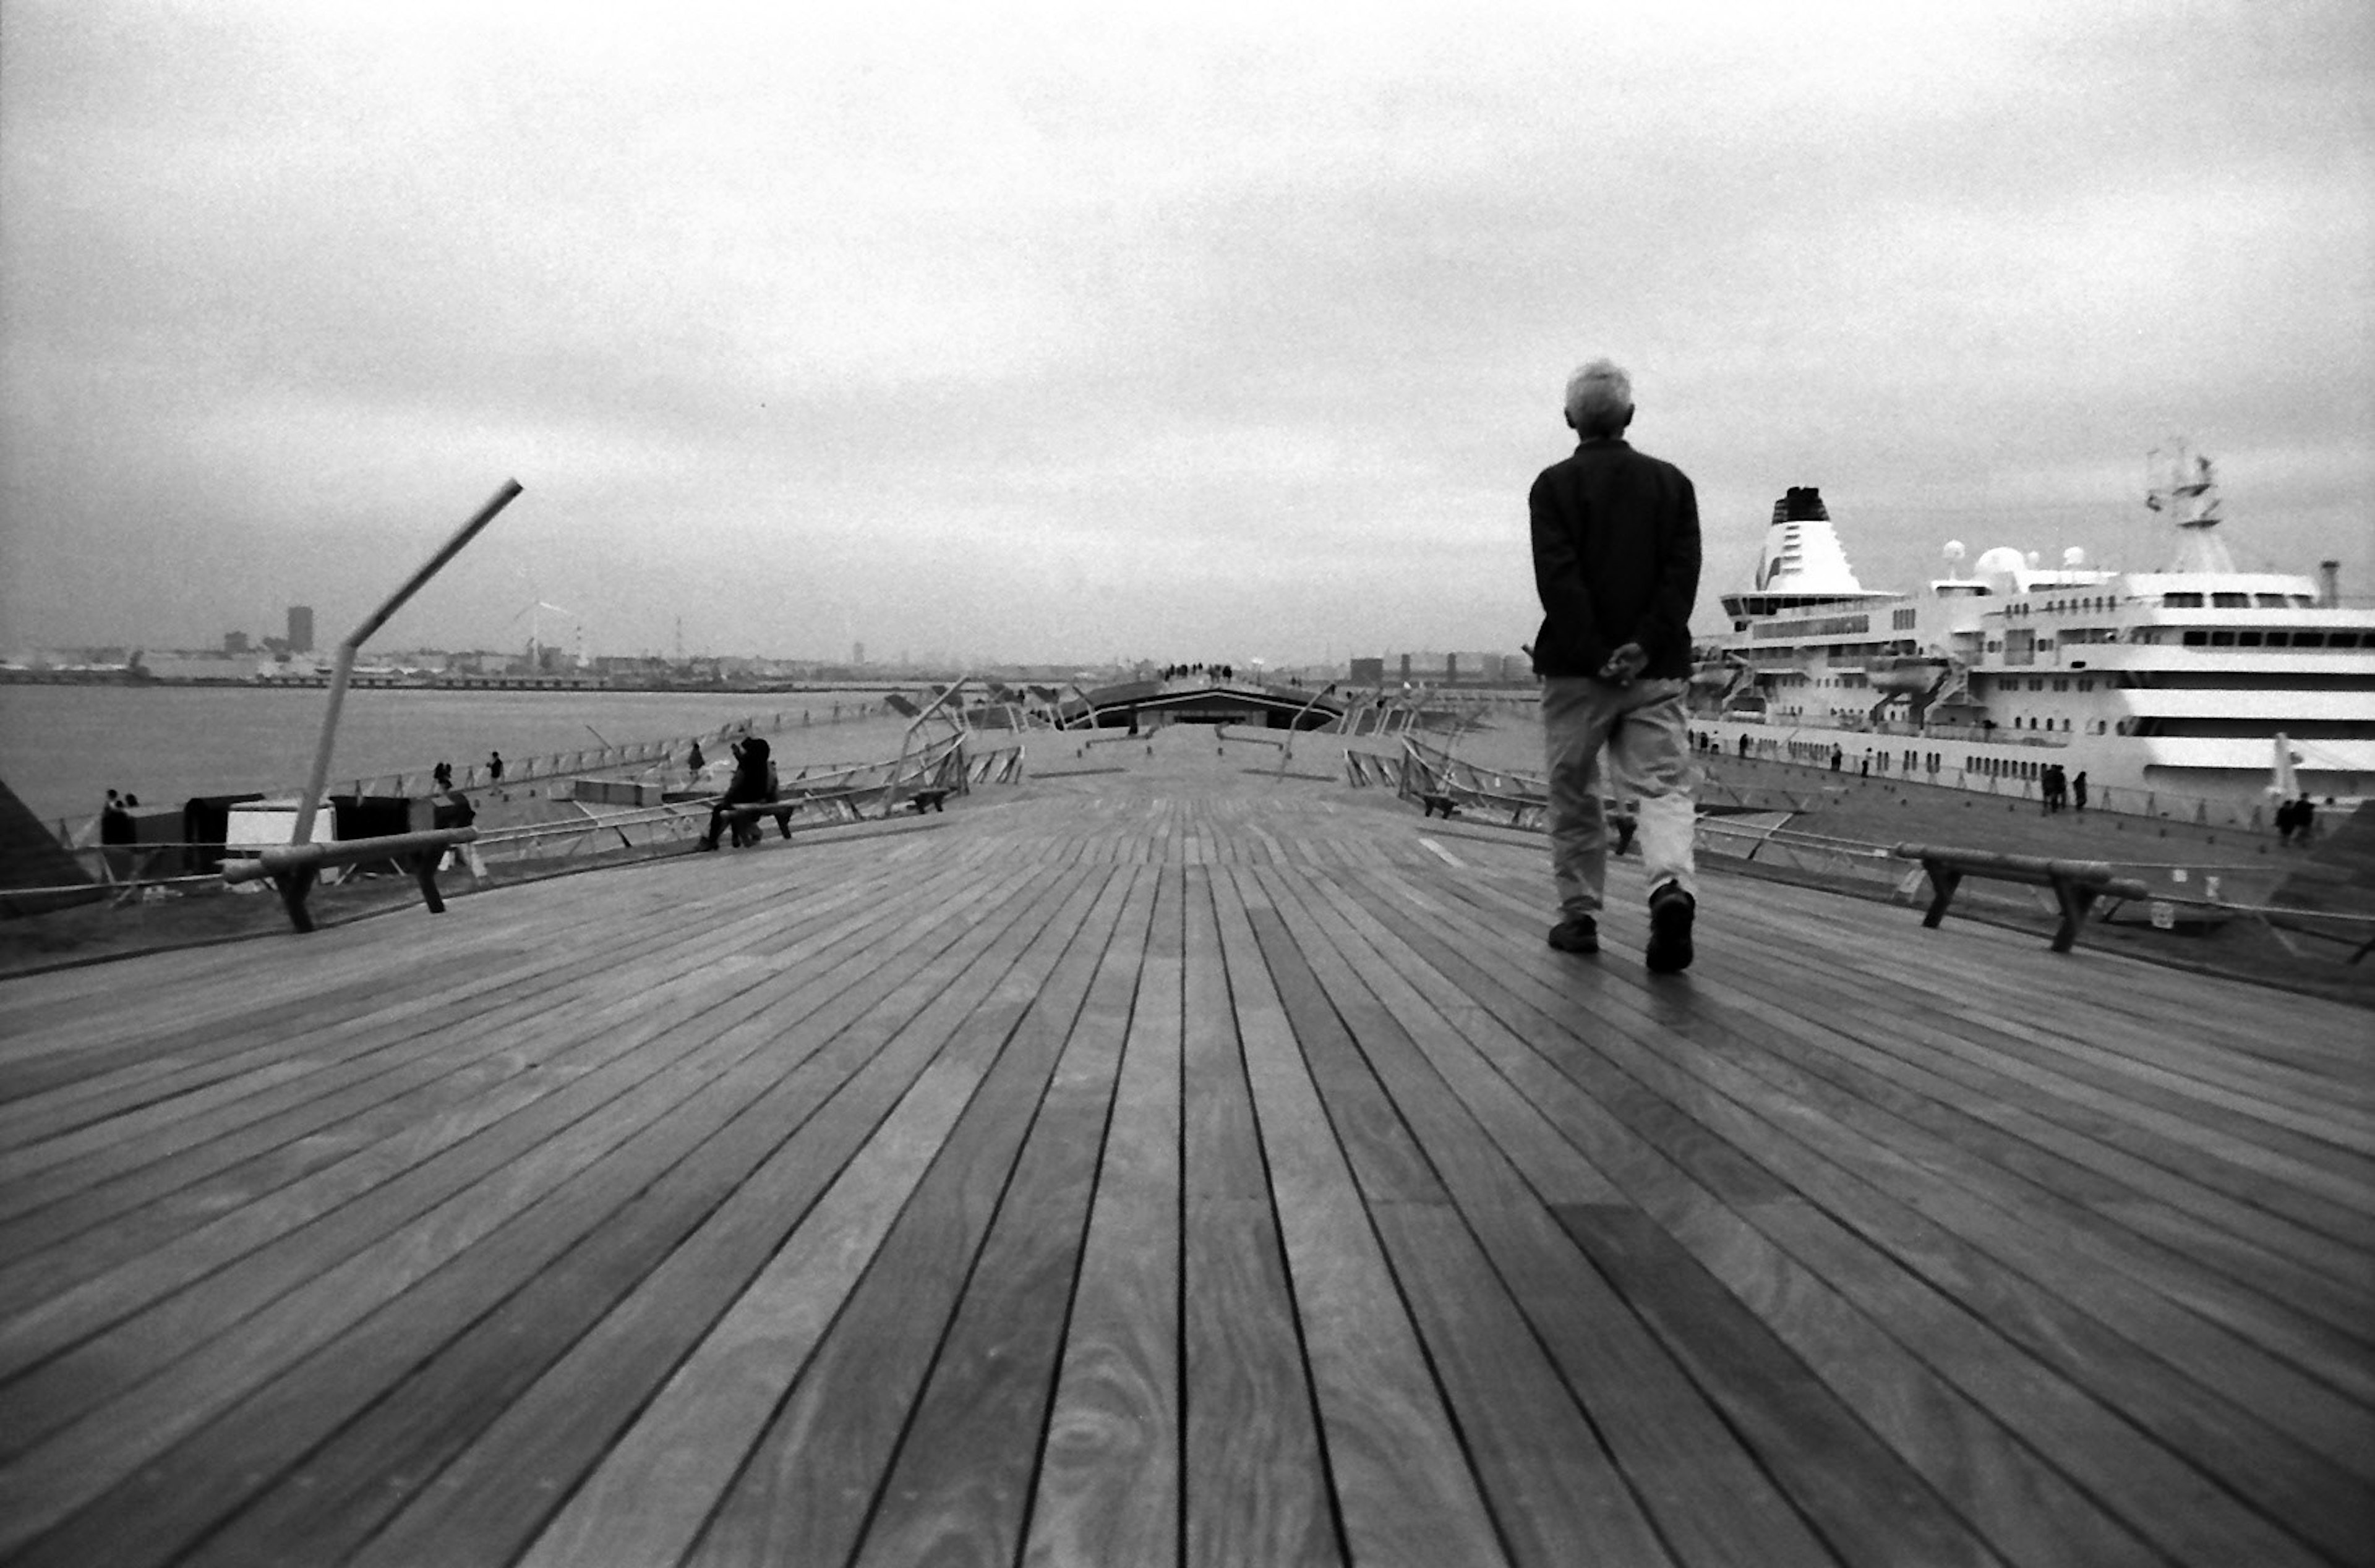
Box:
[1,743,2368,1567]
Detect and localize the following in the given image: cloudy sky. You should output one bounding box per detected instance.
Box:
[3,0,2369,666]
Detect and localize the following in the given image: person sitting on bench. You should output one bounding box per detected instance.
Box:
[699,736,783,850]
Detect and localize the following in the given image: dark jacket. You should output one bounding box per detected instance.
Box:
[1529,437,1701,680]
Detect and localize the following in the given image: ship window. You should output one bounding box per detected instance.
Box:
[2209,631,2235,646]
[2292,633,2324,647]
[2212,592,2248,608]
[2182,631,2207,646]
[2162,592,2203,607]
[2053,678,2069,691]
[2236,631,2262,647]
[2255,594,2289,608]
[2332,633,2360,647]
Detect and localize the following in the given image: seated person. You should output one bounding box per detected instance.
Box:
[700,736,782,850]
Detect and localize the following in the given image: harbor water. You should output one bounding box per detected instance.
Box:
[0,684,909,834]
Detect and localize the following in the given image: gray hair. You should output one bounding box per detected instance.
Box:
[1564,359,1633,436]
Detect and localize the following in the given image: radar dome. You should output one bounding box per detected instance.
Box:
[2062,547,2087,567]
[1973,546,2027,577]
[2026,551,2041,567]
[1942,541,1966,563]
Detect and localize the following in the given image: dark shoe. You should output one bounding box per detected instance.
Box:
[696,835,718,851]
[1646,884,1695,974]
[1547,916,1599,954]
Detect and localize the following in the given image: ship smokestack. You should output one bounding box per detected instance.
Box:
[2319,560,2341,607]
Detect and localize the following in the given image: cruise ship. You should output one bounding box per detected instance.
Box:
[1690,443,2375,816]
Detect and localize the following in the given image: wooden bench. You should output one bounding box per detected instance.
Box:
[222,827,480,933]
[1893,842,2152,952]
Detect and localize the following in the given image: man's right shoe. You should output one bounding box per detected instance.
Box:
[1646,884,1695,973]
[1546,916,1599,954]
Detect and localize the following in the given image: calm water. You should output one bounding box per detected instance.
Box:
[0,684,907,831]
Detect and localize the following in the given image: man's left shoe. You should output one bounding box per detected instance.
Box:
[1546,916,1599,954]
[1645,884,1695,974]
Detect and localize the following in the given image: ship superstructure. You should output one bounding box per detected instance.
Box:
[1693,444,2375,812]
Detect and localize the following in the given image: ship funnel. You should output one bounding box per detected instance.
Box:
[1753,487,1864,592]
[2319,560,2342,607]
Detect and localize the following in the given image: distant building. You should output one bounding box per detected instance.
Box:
[1349,657,1385,687]
[287,606,314,654]
[223,631,250,655]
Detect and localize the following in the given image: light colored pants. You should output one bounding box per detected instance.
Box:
[1541,676,1696,918]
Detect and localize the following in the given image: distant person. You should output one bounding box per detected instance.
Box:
[431,761,453,791]
[99,790,134,882]
[2277,796,2300,844]
[1528,357,1702,973]
[687,740,705,782]
[487,750,505,784]
[2072,770,2087,812]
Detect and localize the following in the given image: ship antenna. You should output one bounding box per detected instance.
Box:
[2147,438,2235,574]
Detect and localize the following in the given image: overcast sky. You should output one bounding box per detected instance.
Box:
[4,0,2369,666]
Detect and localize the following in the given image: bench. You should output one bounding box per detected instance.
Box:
[1893,842,2152,953]
[716,799,799,845]
[223,827,480,933]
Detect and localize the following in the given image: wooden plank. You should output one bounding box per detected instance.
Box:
[849,869,1159,1567]
[1330,859,2170,1568]
[1223,871,1508,1567]
[500,868,1099,1568]
[0,867,855,1206]
[0,854,1027,1403]
[0,856,999,1334]
[683,867,1120,1567]
[333,873,1082,1568]
[1374,1203,1692,1568]
[1021,865,1185,1567]
[0,862,1073,1561]
[1245,864,1841,1568]
[1463,869,2356,1568]
[171,867,1126,1568]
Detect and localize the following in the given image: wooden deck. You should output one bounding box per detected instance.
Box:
[1,746,2369,1568]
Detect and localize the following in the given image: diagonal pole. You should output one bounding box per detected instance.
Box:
[293,480,525,846]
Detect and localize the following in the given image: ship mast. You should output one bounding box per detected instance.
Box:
[2147,438,2235,574]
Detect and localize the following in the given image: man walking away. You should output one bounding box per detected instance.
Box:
[1529,358,1703,973]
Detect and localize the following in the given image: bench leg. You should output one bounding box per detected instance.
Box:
[2048,879,2097,953]
[409,851,447,914]
[1920,861,1960,929]
[272,865,319,933]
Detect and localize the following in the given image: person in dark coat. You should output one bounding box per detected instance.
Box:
[1529,357,1703,973]
[700,735,777,850]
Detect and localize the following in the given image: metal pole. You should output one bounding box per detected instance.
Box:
[294,480,524,845]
